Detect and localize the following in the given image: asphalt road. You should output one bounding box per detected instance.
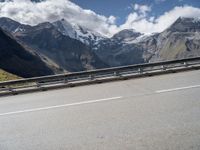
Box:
[0,70,200,150]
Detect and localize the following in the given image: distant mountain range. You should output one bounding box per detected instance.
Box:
[0,17,199,77]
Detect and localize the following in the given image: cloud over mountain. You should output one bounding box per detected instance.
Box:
[0,0,118,36]
[121,5,200,34]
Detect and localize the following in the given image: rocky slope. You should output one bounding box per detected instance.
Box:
[139,17,200,62]
[94,29,144,67]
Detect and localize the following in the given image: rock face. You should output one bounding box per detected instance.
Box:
[95,29,144,67]
[0,28,54,78]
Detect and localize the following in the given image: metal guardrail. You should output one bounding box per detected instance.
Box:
[0,56,200,96]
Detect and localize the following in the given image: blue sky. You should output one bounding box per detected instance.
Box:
[72,0,200,25]
[0,0,200,36]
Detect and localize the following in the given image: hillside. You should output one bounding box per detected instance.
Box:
[0,69,20,82]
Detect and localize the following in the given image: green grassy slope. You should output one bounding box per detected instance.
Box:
[0,69,20,82]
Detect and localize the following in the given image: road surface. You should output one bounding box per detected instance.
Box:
[0,70,200,150]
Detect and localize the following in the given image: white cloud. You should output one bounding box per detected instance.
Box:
[120,5,200,34]
[0,0,200,36]
[133,4,151,16]
[0,0,118,36]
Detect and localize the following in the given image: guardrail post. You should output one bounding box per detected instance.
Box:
[184,62,188,67]
[64,78,68,84]
[138,68,143,74]
[113,71,120,77]
[161,65,166,70]
[8,87,13,92]
[89,75,94,80]
[36,82,41,88]
[8,87,17,95]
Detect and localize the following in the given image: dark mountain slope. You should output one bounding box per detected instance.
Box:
[0,17,32,33]
[0,28,54,77]
[95,29,144,67]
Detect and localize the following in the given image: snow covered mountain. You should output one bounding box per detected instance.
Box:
[0,17,106,46]
[53,19,106,46]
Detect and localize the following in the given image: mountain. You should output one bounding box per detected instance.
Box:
[0,17,31,33]
[95,29,144,67]
[112,29,142,42]
[95,17,200,65]
[0,17,199,77]
[53,19,105,46]
[0,28,55,78]
[0,17,108,72]
[14,22,108,72]
[140,17,200,62]
[167,17,200,32]
[0,17,105,47]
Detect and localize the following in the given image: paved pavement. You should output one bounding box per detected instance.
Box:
[0,70,200,150]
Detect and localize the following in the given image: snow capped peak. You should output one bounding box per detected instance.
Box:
[167,17,200,32]
[14,27,26,33]
[52,19,106,45]
[53,19,76,39]
[112,28,142,43]
[124,33,157,44]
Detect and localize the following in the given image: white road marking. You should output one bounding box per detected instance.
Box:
[156,84,200,93]
[1,84,199,117]
[0,96,122,117]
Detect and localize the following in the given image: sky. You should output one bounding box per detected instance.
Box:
[72,0,200,25]
[0,0,200,37]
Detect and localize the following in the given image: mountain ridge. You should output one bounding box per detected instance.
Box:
[0,18,109,72]
[0,16,199,77]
